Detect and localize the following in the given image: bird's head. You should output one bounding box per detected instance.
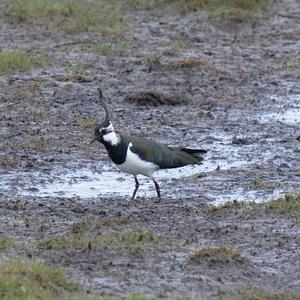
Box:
[90,89,118,146]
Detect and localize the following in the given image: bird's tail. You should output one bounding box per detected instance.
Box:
[179,147,207,164]
[179,148,207,155]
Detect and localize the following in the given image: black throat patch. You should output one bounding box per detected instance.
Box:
[102,138,128,165]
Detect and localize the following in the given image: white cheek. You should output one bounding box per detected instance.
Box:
[103,132,119,146]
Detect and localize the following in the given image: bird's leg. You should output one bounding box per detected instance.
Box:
[152,179,161,203]
[131,176,139,200]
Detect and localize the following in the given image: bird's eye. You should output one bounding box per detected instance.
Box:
[100,128,106,134]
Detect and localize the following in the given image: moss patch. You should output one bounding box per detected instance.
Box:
[190,244,245,264]
[125,91,184,106]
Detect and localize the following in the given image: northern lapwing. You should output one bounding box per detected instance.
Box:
[91,89,207,202]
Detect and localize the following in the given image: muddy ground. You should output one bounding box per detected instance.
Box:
[0,0,300,299]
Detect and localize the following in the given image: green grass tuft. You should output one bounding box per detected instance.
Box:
[5,0,125,36]
[124,0,271,13]
[253,177,274,189]
[12,137,50,151]
[70,216,127,234]
[265,193,300,215]
[6,0,73,21]
[37,234,92,252]
[185,0,272,26]
[124,0,272,26]
[228,286,300,300]
[127,294,150,300]
[102,226,167,253]
[0,235,16,251]
[182,0,272,12]
[0,260,76,300]
[38,226,167,254]
[203,200,247,215]
[125,0,172,10]
[0,50,51,75]
[90,42,128,57]
[0,259,148,299]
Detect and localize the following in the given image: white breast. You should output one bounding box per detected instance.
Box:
[117,143,158,178]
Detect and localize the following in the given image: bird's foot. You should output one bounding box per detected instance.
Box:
[154,197,161,204]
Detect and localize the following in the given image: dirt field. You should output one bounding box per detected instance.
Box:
[0,0,299,299]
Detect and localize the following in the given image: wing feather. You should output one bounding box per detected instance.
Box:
[123,135,205,169]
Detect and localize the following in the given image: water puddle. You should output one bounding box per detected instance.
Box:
[206,188,285,205]
[261,92,300,125]
[0,134,280,204]
[261,108,300,125]
[0,159,240,200]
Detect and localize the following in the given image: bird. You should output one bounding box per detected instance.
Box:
[90,89,207,202]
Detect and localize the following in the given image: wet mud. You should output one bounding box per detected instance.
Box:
[0,0,300,298]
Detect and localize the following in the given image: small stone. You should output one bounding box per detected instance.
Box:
[232,137,249,145]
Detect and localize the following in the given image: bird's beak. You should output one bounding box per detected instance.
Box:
[89,138,97,146]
